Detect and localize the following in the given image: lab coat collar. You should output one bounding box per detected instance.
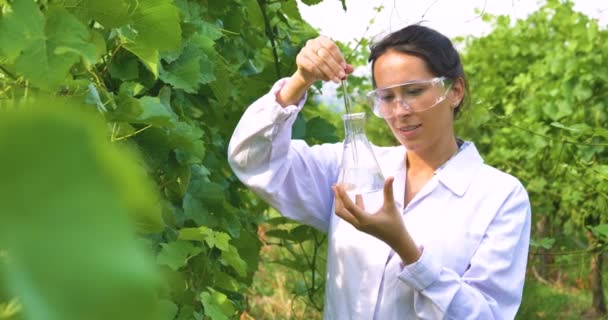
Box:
[435,141,484,197]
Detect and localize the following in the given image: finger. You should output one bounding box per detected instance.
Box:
[306,46,342,83]
[316,35,347,72]
[297,51,328,82]
[383,176,397,210]
[339,64,356,81]
[332,185,359,227]
[355,194,366,211]
[336,185,368,222]
[311,37,345,83]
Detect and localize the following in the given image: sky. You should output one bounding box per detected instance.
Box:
[297,0,607,43]
[295,0,607,104]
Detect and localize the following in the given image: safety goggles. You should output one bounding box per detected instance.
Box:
[366,77,452,118]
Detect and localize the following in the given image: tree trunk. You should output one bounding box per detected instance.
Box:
[587,230,606,316]
[536,214,557,281]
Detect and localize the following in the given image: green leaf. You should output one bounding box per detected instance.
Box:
[158,300,178,320]
[550,122,578,132]
[210,63,231,105]
[170,122,206,161]
[211,232,231,252]
[220,246,247,277]
[112,94,176,127]
[292,113,306,139]
[290,225,313,242]
[109,51,140,81]
[0,101,163,320]
[131,0,182,51]
[178,226,230,251]
[63,0,130,28]
[156,241,203,271]
[0,0,44,61]
[123,40,160,77]
[200,289,234,320]
[305,116,339,143]
[243,0,264,29]
[13,6,100,89]
[137,96,177,127]
[213,271,241,292]
[301,0,323,5]
[282,0,302,20]
[199,51,217,84]
[199,20,223,41]
[160,44,205,93]
[591,224,608,240]
[183,167,225,226]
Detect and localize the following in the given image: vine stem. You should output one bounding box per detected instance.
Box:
[111,125,152,142]
[102,43,124,76]
[0,65,17,80]
[257,0,281,79]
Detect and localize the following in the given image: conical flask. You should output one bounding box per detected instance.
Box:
[340,112,385,194]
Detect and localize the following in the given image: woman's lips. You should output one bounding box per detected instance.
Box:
[398,124,422,137]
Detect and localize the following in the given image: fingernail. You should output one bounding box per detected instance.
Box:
[338,70,345,79]
[333,77,340,83]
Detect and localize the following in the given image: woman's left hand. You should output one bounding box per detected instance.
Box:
[332,177,421,264]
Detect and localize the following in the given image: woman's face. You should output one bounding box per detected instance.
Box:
[373,50,459,152]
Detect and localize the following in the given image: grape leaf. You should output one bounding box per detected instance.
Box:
[200,289,234,320]
[156,241,203,271]
[131,0,182,51]
[160,44,205,93]
[0,0,44,61]
[63,0,130,28]
[13,6,100,89]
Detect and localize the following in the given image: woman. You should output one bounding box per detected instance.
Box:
[228,25,531,319]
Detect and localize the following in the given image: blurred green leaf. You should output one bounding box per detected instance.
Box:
[0,101,163,320]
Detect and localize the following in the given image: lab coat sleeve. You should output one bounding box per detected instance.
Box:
[227,79,342,233]
[397,182,531,319]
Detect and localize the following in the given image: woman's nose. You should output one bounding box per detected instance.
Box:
[393,99,414,117]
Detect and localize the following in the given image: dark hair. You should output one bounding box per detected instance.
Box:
[368,24,469,117]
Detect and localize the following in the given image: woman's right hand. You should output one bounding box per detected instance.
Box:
[295,35,355,85]
[277,35,354,107]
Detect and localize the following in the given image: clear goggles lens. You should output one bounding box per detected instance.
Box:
[367,77,451,118]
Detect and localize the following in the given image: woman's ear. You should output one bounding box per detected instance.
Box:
[450,77,465,107]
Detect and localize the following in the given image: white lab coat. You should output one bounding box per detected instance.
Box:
[228,79,531,319]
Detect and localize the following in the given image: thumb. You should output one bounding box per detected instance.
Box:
[383,176,396,209]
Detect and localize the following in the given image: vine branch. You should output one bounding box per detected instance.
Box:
[257,0,281,79]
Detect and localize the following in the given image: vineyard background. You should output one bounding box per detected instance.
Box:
[0,0,607,319]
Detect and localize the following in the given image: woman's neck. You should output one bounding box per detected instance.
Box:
[406,136,459,173]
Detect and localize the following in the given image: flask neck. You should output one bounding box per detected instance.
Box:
[342,112,366,136]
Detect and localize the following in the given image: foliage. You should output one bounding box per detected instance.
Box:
[2,0,606,318]
[458,0,608,246]
[0,0,325,319]
[457,0,608,312]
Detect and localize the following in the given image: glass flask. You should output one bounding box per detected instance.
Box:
[340,112,385,193]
